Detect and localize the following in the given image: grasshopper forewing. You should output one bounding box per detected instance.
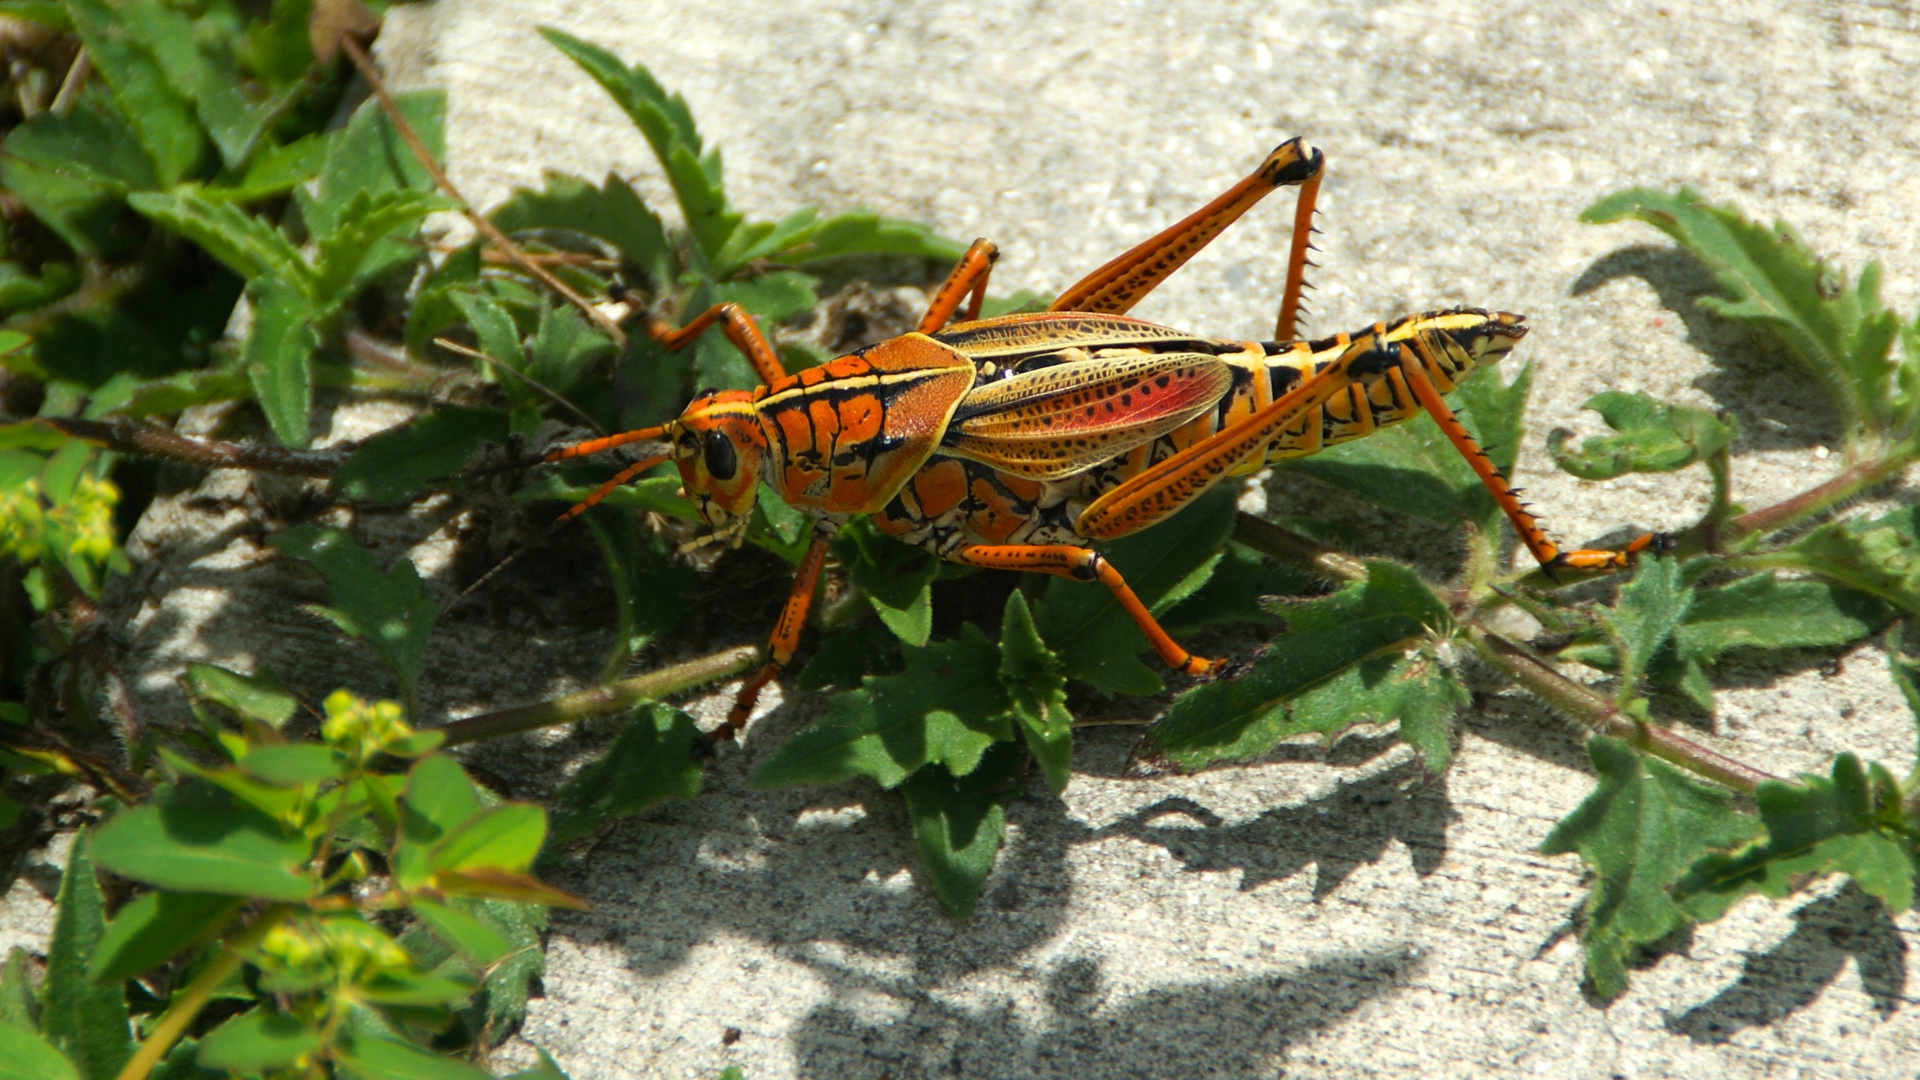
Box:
[472,137,1647,741]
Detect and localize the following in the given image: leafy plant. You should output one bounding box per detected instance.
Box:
[5,16,1920,1079]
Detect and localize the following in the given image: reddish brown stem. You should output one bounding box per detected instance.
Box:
[337,36,627,349]
[37,416,345,476]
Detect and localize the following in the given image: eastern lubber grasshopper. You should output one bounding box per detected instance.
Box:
[474,138,1650,740]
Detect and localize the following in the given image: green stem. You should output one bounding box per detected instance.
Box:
[1465,623,1773,792]
[436,644,761,745]
[1230,512,1367,582]
[1716,446,1917,544]
[115,905,292,1080]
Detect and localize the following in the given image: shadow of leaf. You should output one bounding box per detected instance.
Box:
[1666,882,1907,1043]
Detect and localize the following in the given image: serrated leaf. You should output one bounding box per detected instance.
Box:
[1286,650,1468,773]
[900,742,1023,919]
[303,92,444,240]
[750,625,1013,790]
[125,190,310,287]
[0,1023,79,1080]
[546,703,703,847]
[92,783,313,900]
[1672,573,1884,662]
[1541,737,1762,999]
[181,662,297,728]
[1674,754,1913,921]
[67,0,206,186]
[1287,362,1532,539]
[1602,557,1688,700]
[87,891,239,984]
[42,833,133,1080]
[245,275,321,448]
[195,1008,320,1074]
[310,188,456,306]
[999,591,1072,793]
[1147,562,1448,770]
[269,527,438,713]
[491,171,672,284]
[1549,392,1736,480]
[782,209,968,264]
[1584,188,1901,442]
[1160,540,1314,632]
[0,93,158,256]
[836,518,939,647]
[1033,483,1239,695]
[1777,505,1920,617]
[333,408,510,504]
[450,291,526,371]
[541,30,739,261]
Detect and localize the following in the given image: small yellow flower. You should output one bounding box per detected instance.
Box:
[321,689,415,760]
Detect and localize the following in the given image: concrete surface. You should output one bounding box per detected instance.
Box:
[7,1,1920,1077]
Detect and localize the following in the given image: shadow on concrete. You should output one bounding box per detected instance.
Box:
[787,947,1420,1079]
[1569,244,1841,454]
[1098,756,1451,897]
[1666,882,1908,1043]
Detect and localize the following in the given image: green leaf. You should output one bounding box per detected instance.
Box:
[394,755,483,889]
[1601,557,1689,700]
[1777,505,1920,617]
[1287,362,1532,538]
[1583,188,1902,441]
[1672,573,1884,663]
[835,518,938,647]
[68,0,207,186]
[0,1023,80,1080]
[1674,754,1913,920]
[0,947,37,1030]
[332,408,510,504]
[87,891,239,984]
[999,591,1072,793]
[780,209,967,264]
[1287,649,1469,773]
[334,1032,491,1080]
[449,292,526,371]
[126,190,310,286]
[540,29,739,261]
[1549,392,1736,480]
[469,899,545,1031]
[215,129,331,201]
[239,744,344,786]
[546,703,703,846]
[310,188,457,306]
[406,899,512,966]
[427,804,546,876]
[83,368,252,420]
[1540,737,1762,1000]
[900,742,1023,919]
[0,94,158,256]
[194,1008,320,1074]
[750,624,1013,790]
[269,527,438,713]
[303,92,445,240]
[245,275,321,448]
[92,783,313,901]
[1033,483,1239,695]
[181,663,298,728]
[1147,562,1448,770]
[1160,541,1313,633]
[41,832,133,1080]
[505,1047,574,1080]
[489,172,672,284]
[526,304,614,394]
[715,271,818,324]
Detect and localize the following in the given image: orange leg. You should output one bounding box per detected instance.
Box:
[1049,138,1324,319]
[649,301,788,385]
[946,543,1216,676]
[917,238,1000,333]
[714,536,831,742]
[1393,347,1649,572]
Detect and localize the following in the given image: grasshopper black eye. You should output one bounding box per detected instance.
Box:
[702,430,738,481]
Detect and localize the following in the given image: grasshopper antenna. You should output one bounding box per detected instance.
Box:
[442,427,672,617]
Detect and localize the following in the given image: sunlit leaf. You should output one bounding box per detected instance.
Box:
[1674,754,1914,921]
[87,890,239,984]
[0,1023,79,1080]
[546,703,703,847]
[1540,737,1762,1000]
[195,1008,320,1074]
[999,591,1072,792]
[41,833,133,1080]
[92,783,312,901]
[1549,392,1736,480]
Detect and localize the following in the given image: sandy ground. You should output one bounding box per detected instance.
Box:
[8,1,1920,1077]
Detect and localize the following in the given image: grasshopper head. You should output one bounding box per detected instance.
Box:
[669,390,768,545]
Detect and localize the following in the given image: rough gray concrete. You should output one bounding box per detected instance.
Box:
[6,1,1919,1078]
